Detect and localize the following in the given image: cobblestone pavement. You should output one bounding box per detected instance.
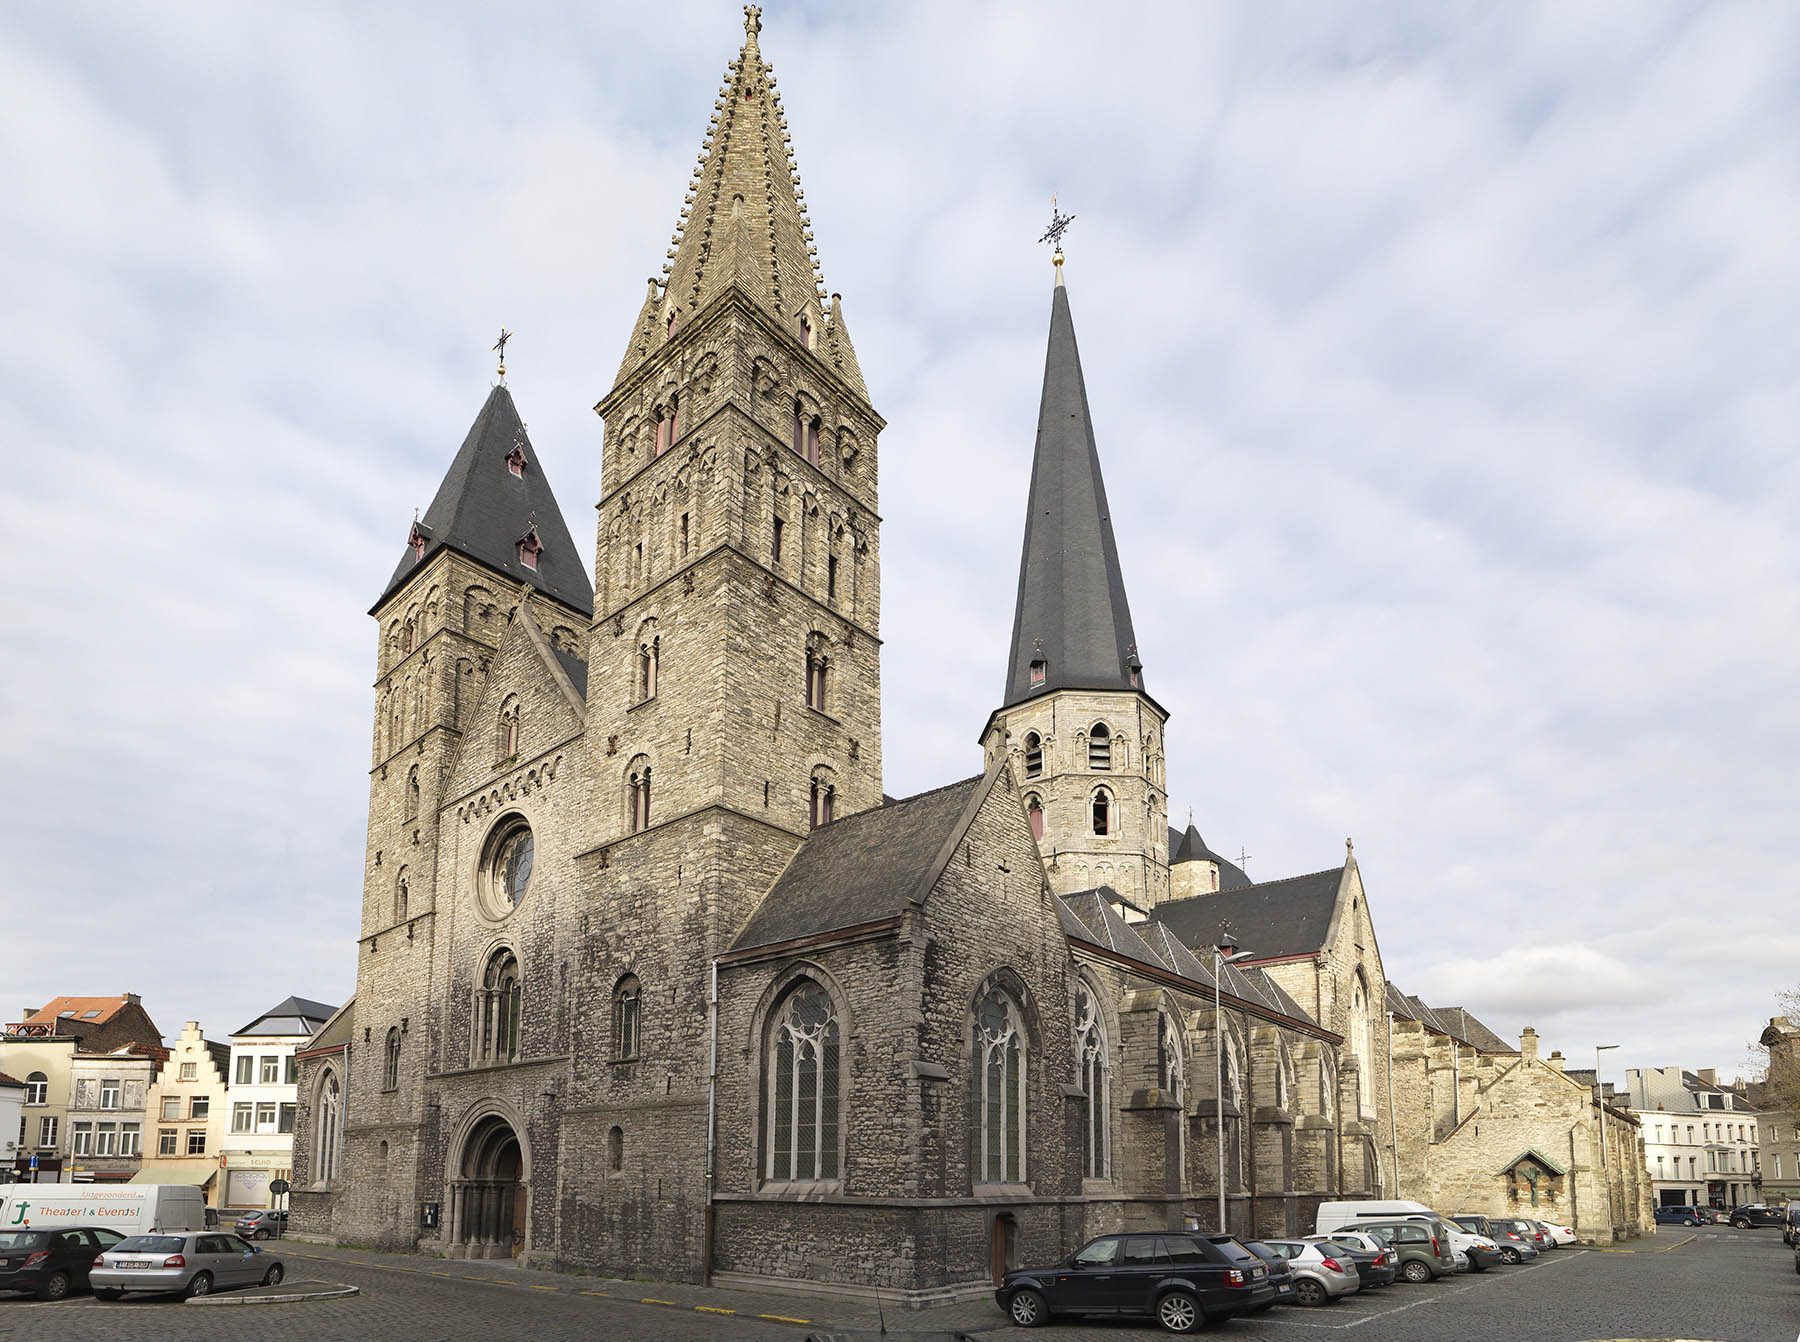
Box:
[0,1228,1793,1341]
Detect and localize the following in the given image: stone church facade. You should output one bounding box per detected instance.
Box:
[288,11,1646,1296]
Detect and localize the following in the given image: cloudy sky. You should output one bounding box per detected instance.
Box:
[2,2,1796,1093]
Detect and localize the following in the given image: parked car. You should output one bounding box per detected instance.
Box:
[91,1232,285,1300]
[1695,1207,1723,1225]
[1240,1240,1298,1308]
[996,1231,1278,1332]
[1302,1233,1396,1288]
[1486,1218,1550,1261]
[0,1226,126,1300]
[1533,1219,1577,1246]
[1783,1202,1800,1246]
[1313,1199,1440,1236]
[1342,1220,1460,1282]
[1397,1214,1496,1271]
[1730,1205,1786,1229]
[234,1208,289,1240]
[1258,1239,1361,1304]
[1654,1204,1702,1227]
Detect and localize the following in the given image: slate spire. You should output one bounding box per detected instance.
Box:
[1000,265,1144,708]
[374,382,593,616]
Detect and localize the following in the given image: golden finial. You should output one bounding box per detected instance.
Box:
[1038,193,1074,279]
[493,327,513,381]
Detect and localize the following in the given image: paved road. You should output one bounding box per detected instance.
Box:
[0,1227,1792,1341]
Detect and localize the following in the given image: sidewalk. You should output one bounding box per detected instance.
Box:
[274,1238,1006,1336]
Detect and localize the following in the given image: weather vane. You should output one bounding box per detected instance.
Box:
[493,328,513,380]
[1038,194,1075,260]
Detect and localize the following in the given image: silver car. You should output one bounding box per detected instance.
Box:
[91,1231,285,1300]
[1261,1238,1361,1305]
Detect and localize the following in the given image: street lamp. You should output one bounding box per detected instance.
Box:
[1596,1044,1621,1234]
[1214,933,1255,1234]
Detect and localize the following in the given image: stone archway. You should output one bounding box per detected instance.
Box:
[452,1112,528,1260]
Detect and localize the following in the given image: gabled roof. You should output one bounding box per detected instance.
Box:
[1167,823,1252,890]
[1429,1007,1517,1055]
[1149,867,1345,961]
[730,774,990,954]
[1061,889,1190,976]
[234,996,337,1039]
[20,997,131,1028]
[1499,1147,1568,1177]
[999,270,1145,712]
[374,384,592,617]
[299,998,355,1057]
[0,1072,24,1089]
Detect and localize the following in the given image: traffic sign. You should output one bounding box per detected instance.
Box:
[269,1179,291,1195]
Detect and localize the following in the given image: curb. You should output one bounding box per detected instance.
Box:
[187,1283,361,1306]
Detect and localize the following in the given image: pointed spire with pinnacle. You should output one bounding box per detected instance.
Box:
[614,4,850,392]
[1000,261,1145,708]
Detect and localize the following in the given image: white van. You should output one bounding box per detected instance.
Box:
[1314,1200,1440,1236]
[0,1185,206,1236]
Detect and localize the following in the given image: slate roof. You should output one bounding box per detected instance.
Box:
[999,274,1145,711]
[300,998,356,1056]
[1148,867,1346,962]
[1385,984,1456,1038]
[550,645,588,700]
[374,384,593,617]
[730,775,987,954]
[1167,823,1252,890]
[1429,1007,1517,1055]
[234,996,337,1038]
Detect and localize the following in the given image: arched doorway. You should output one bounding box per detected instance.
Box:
[454,1113,527,1259]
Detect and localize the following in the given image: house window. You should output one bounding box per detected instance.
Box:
[1025,794,1044,841]
[37,1116,57,1148]
[179,1062,197,1082]
[256,1104,278,1133]
[284,1056,297,1086]
[384,1028,401,1091]
[161,1096,182,1121]
[316,1071,343,1184]
[100,1079,120,1110]
[518,526,543,570]
[232,1103,253,1133]
[810,769,836,829]
[93,1123,117,1157]
[120,1123,141,1157]
[278,1103,296,1134]
[191,1096,209,1120]
[260,1056,280,1085]
[1091,788,1111,836]
[972,987,1027,1184]
[1075,982,1108,1180]
[765,980,840,1182]
[1029,659,1046,687]
[608,1126,624,1173]
[476,948,522,1064]
[236,1056,252,1086]
[772,515,784,564]
[187,1129,207,1156]
[71,1122,93,1155]
[613,975,641,1061]
[158,1128,178,1156]
[638,633,660,701]
[1088,723,1111,770]
[628,757,652,832]
[1023,732,1043,778]
[24,1072,47,1105]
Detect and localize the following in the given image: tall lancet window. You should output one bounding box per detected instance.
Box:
[1025,794,1044,841]
[973,988,1027,1184]
[765,981,840,1182]
[1075,982,1108,1180]
[1023,732,1043,778]
[627,757,652,833]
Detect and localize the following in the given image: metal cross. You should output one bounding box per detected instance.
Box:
[493,328,513,377]
[1238,846,1253,876]
[1038,194,1075,253]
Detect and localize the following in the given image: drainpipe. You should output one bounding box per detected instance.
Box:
[1385,1010,1399,1197]
[702,957,720,1286]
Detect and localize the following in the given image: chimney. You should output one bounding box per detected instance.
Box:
[1697,1068,1716,1086]
[125,993,141,1007]
[1547,1050,1565,1072]
[1520,1027,1539,1061]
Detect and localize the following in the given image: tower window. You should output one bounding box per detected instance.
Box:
[628,757,652,833]
[772,515,784,564]
[518,526,544,571]
[799,315,812,349]
[499,697,520,758]
[1023,732,1043,778]
[665,393,679,453]
[805,416,820,466]
[613,975,641,1061]
[827,554,838,600]
[506,444,527,477]
[1025,793,1044,841]
[1091,788,1112,836]
[805,635,829,712]
[409,527,427,564]
[809,769,836,830]
[1088,722,1111,770]
[654,406,668,455]
[1029,659,1046,688]
[681,512,690,557]
[638,632,659,702]
[666,310,676,337]
[791,399,804,457]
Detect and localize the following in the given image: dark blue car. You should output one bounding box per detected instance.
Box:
[1654,1205,1701,1227]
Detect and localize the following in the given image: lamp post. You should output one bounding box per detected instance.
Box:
[1214,934,1255,1234]
[1596,1044,1621,1235]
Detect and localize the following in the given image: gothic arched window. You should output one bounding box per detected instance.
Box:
[1351,972,1373,1114]
[613,975,641,1061]
[475,948,521,1064]
[765,980,841,1182]
[1088,722,1111,770]
[627,756,652,832]
[1091,788,1112,836]
[809,767,836,830]
[972,987,1027,1184]
[637,627,660,702]
[1023,732,1043,779]
[1159,1011,1186,1188]
[1025,793,1045,842]
[315,1069,342,1184]
[1075,982,1108,1180]
[383,1027,401,1092]
[804,634,829,712]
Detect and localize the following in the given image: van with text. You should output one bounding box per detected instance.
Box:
[0,1186,205,1237]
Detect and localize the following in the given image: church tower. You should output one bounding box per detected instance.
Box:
[590,4,884,882]
[982,255,1169,907]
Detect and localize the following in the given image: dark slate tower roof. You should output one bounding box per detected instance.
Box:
[374,384,593,616]
[1001,271,1144,709]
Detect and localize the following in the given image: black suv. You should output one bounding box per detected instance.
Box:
[998,1231,1278,1332]
[0,1226,126,1300]
[1729,1204,1785,1229]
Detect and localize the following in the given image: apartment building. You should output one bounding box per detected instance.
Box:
[1628,1066,1761,1210]
[223,997,334,1208]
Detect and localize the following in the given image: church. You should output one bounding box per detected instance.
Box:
[288,10,1646,1300]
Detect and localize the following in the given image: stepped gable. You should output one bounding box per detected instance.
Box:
[375,383,592,617]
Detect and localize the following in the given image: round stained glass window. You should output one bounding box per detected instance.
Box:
[481,817,534,917]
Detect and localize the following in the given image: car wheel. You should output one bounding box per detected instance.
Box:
[36,1271,71,1302]
[1293,1277,1327,1306]
[1007,1287,1048,1328]
[1401,1259,1433,1283]
[1683,1218,1695,1227]
[1498,1247,1520,1265]
[1732,1219,1749,1230]
[1156,1289,1202,1333]
[256,1228,271,1241]
[184,1271,214,1299]
[261,1263,285,1287]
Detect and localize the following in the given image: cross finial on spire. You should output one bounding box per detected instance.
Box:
[1346,836,1355,858]
[1038,193,1075,273]
[493,328,513,381]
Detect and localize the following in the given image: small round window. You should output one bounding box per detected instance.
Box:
[481,816,534,917]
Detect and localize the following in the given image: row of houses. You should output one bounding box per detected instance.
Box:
[0,993,334,1209]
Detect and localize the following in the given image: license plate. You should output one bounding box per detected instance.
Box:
[116,1261,150,1269]
[1252,1267,1264,1279]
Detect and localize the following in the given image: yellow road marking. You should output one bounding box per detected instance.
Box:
[529,1284,559,1291]
[696,1305,737,1314]
[757,1314,813,1324]
[580,1290,610,1297]
[641,1296,677,1305]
